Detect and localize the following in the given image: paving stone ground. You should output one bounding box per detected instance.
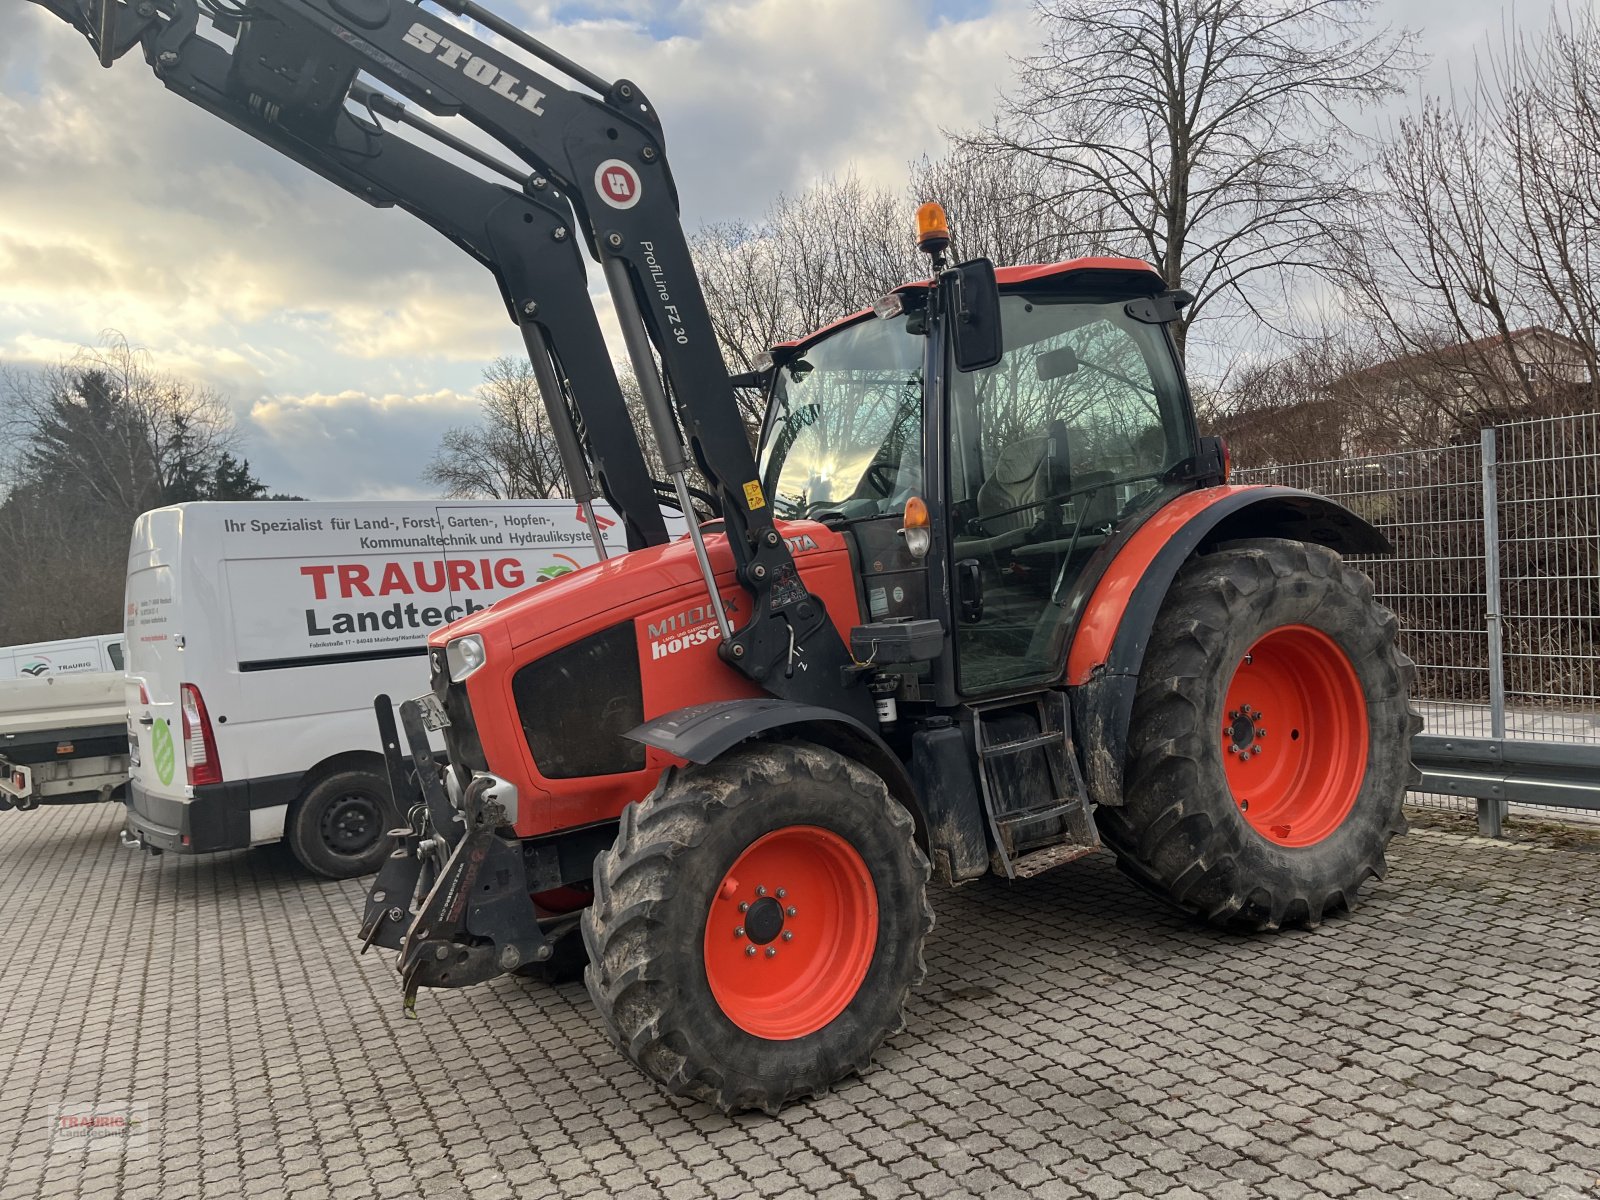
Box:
[2,802,1598,1200]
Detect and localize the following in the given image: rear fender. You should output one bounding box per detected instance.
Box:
[627,699,924,845]
[1066,485,1389,808]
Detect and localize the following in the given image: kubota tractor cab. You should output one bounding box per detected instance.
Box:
[35,0,1419,1114]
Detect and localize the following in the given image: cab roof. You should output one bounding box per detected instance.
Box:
[770,256,1164,352]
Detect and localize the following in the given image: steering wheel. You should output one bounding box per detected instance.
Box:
[864,460,899,497]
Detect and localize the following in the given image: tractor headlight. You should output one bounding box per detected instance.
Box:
[446,634,487,682]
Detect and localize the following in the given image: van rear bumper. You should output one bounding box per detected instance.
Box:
[124,778,254,853]
[126,772,314,851]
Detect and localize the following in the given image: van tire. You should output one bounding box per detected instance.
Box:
[286,768,393,879]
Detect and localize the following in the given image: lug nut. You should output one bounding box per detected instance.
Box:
[755,885,767,897]
[765,947,777,958]
[734,927,745,938]
[776,888,786,899]
[786,906,797,917]
[1252,746,1262,755]
[739,902,749,913]
[782,931,794,942]
[745,946,756,957]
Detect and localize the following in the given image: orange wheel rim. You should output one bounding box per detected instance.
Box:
[703,826,878,1040]
[1222,625,1369,848]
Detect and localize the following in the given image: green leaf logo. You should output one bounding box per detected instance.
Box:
[150,719,176,786]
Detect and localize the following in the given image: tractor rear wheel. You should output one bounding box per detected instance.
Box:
[1099,538,1420,931]
[581,741,932,1114]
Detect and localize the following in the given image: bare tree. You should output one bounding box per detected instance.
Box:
[1337,6,1599,427]
[424,356,570,499]
[693,171,916,411]
[969,0,1419,358]
[907,143,1107,267]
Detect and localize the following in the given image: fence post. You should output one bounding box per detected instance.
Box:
[1479,426,1508,837]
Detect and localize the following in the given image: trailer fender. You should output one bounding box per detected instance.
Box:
[627,698,924,843]
[1065,485,1390,809]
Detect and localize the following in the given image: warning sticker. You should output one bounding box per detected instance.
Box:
[742,480,766,510]
[594,159,643,210]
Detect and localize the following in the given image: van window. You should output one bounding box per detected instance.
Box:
[107,642,124,671]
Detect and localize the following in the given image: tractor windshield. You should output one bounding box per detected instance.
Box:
[758,314,924,520]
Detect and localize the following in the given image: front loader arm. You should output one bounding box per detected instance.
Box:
[31,0,873,720]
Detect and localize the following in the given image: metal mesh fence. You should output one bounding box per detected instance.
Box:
[1237,411,1600,820]
[1495,413,1600,743]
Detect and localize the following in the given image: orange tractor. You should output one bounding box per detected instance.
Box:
[38,0,1418,1113]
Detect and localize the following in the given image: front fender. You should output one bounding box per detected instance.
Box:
[627,698,923,843]
[1066,484,1388,808]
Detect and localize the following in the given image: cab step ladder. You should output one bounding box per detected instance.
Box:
[974,692,1100,879]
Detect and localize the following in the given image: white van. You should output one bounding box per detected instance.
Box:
[122,499,626,877]
[0,633,124,680]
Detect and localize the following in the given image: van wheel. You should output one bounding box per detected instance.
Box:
[286,768,393,879]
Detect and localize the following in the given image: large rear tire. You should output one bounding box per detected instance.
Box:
[581,741,932,1114]
[1098,539,1421,931]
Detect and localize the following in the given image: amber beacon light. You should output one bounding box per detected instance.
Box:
[915,201,950,257]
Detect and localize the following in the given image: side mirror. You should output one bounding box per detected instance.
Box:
[944,259,1003,373]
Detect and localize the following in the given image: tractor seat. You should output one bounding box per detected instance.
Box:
[955,435,1055,559]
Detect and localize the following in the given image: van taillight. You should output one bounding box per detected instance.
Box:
[180,683,221,787]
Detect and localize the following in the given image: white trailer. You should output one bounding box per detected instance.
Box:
[0,633,124,679]
[121,499,629,876]
[0,672,130,810]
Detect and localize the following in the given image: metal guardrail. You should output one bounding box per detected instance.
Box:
[1237,412,1600,836]
[1413,734,1600,822]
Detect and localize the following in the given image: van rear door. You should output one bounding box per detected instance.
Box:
[125,556,185,802]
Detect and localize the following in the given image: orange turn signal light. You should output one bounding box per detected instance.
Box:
[915,202,950,255]
[901,496,931,559]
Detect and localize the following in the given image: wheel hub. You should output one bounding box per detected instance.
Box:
[322,793,380,855]
[1226,706,1263,754]
[743,895,785,945]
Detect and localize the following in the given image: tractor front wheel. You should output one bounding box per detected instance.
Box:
[581,741,932,1113]
[1099,538,1421,931]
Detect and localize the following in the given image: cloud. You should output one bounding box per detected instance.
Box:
[246,387,481,500]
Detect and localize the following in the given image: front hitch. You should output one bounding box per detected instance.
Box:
[396,824,551,1012]
[357,695,549,1014]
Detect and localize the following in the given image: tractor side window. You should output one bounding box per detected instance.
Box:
[949,296,1185,693]
[758,315,924,521]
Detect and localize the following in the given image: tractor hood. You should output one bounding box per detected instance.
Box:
[428,519,846,659]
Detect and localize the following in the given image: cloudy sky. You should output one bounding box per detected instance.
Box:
[0,0,1526,499]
